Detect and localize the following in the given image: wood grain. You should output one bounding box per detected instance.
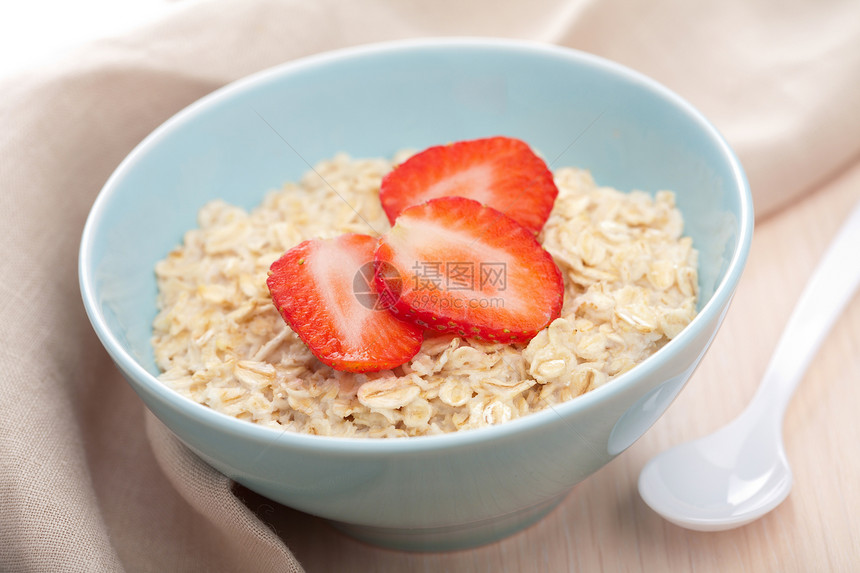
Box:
[245,161,860,572]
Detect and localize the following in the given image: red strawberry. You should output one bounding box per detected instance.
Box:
[374,197,564,342]
[379,136,558,234]
[267,233,423,372]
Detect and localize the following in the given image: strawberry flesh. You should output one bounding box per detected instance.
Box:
[267,233,423,372]
[374,197,564,342]
[379,136,558,234]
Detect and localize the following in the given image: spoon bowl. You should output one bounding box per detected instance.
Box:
[639,201,860,531]
[639,411,792,531]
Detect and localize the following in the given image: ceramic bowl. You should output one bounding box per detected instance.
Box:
[79,38,753,551]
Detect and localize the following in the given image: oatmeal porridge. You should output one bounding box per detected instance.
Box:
[152,150,698,438]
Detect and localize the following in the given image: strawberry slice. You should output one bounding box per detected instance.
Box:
[379,136,558,234]
[374,197,564,342]
[267,233,423,372]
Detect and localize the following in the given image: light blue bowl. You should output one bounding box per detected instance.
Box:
[79,38,753,551]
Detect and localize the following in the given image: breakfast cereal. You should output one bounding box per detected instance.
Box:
[152,151,698,437]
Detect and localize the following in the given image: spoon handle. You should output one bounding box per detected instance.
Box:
[752,201,860,420]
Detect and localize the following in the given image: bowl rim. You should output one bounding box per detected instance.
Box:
[79,36,753,455]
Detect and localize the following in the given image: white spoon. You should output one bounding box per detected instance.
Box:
[638,201,860,531]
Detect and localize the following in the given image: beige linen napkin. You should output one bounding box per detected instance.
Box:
[1,0,858,571]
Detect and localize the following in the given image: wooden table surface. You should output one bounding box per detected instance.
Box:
[250,162,860,572]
